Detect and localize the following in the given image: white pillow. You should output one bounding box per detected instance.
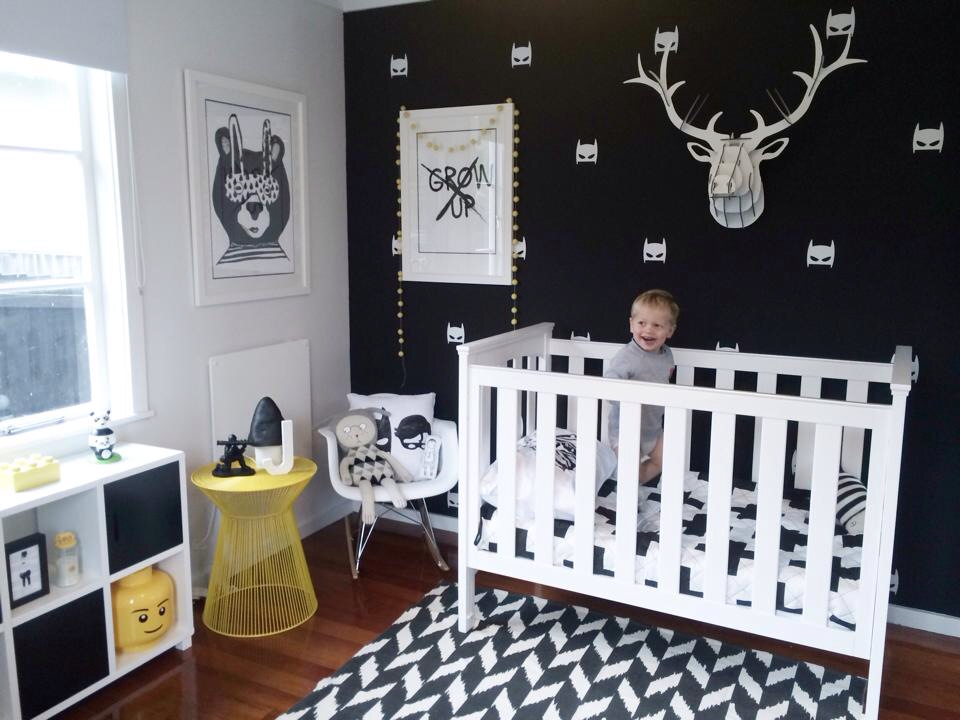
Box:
[347,392,436,478]
[479,429,618,521]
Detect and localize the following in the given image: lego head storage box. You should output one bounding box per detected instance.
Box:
[111,566,175,651]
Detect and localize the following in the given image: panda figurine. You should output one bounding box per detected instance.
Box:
[89,410,119,462]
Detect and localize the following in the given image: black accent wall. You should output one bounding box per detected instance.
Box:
[345,1,960,617]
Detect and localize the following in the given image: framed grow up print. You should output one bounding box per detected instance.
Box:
[399,103,514,285]
[184,70,309,306]
[6,532,49,608]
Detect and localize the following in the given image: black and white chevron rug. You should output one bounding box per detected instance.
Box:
[278,583,865,719]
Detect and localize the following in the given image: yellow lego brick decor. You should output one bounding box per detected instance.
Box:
[0,454,60,492]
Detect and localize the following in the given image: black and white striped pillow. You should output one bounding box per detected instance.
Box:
[837,473,867,535]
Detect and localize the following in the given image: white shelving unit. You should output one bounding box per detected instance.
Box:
[0,444,193,720]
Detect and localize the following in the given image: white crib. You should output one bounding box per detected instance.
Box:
[456,322,911,719]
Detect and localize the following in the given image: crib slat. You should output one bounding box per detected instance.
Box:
[566,356,585,431]
[675,367,695,474]
[795,376,823,491]
[574,399,598,576]
[615,403,641,583]
[855,427,888,657]
[512,356,525,435]
[752,417,787,615]
[525,356,537,435]
[842,380,868,476]
[716,366,735,390]
[496,388,519,559]
[658,406,688,594]
[534,394,557,564]
[480,386,492,473]
[704,412,736,605]
[752,372,777,482]
[600,360,611,446]
[466,381,483,553]
[712,369,733,488]
[803,424,843,626]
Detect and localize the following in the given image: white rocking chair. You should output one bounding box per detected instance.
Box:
[317,418,458,578]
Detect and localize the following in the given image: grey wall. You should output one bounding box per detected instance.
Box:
[119,0,352,586]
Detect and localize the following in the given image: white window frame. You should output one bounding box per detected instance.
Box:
[0,60,150,455]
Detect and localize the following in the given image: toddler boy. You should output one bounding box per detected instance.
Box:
[604,289,678,482]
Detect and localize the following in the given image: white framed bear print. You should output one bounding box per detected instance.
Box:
[184,70,310,306]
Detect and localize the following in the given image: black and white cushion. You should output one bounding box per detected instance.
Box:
[836,473,867,535]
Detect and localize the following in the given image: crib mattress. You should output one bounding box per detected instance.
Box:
[475,473,864,630]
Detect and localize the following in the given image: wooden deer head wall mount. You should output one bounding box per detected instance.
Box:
[625,8,865,229]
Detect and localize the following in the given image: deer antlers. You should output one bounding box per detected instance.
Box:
[743,25,866,144]
[624,44,725,144]
[625,16,866,146]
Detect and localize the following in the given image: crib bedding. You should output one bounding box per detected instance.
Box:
[475,472,864,630]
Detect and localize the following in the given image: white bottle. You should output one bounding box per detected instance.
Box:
[52,531,80,587]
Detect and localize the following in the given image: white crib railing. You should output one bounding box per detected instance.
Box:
[457,323,911,720]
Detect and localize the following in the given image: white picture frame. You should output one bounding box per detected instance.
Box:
[399,103,514,285]
[184,70,309,306]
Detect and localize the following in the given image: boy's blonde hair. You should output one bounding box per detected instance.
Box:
[630,289,679,326]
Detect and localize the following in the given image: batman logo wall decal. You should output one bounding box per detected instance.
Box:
[576,139,598,164]
[643,237,667,263]
[654,26,678,54]
[890,353,920,382]
[511,42,532,67]
[826,7,855,36]
[807,239,836,267]
[513,237,527,259]
[913,123,944,153]
[390,54,408,77]
[447,323,465,344]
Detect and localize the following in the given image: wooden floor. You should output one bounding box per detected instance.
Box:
[57,518,960,719]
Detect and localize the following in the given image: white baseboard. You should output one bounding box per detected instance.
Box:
[297,498,353,538]
[425,512,457,533]
[888,603,960,638]
[387,508,458,533]
[327,502,458,534]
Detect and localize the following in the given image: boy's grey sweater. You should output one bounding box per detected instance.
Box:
[603,340,675,454]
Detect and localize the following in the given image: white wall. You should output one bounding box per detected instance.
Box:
[120,0,351,585]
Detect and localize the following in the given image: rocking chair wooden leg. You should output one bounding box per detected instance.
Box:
[416,499,449,571]
[344,513,359,579]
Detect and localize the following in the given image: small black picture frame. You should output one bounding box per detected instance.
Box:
[6,532,49,609]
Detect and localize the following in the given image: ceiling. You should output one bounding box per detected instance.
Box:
[314,0,426,12]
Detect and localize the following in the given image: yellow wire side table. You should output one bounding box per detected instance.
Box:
[192,457,318,637]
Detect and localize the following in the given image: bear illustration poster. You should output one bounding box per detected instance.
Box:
[185,71,309,305]
[206,102,293,279]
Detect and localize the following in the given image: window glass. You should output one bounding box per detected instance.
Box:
[0,50,82,152]
[0,288,91,420]
[0,150,89,279]
[0,51,117,436]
